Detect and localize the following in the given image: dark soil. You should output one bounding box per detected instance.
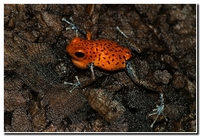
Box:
[4,4,196,132]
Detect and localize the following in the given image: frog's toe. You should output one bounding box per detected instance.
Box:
[116,26,129,38]
[148,93,167,128]
[64,76,81,93]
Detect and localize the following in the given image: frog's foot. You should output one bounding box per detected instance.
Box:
[148,93,167,128]
[62,17,78,36]
[64,76,81,93]
[62,17,86,36]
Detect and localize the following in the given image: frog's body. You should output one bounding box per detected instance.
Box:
[62,17,166,128]
[66,35,132,71]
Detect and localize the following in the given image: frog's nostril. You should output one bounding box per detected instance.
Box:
[75,52,85,58]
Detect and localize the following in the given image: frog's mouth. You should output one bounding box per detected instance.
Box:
[71,59,87,69]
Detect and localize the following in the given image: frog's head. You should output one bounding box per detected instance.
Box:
[66,37,90,69]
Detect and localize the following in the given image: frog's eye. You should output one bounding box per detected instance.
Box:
[75,52,85,58]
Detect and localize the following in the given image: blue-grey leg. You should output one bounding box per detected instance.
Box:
[125,61,165,128]
[62,17,86,36]
[87,62,95,80]
[116,26,142,53]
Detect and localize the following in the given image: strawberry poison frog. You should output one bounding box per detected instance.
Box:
[62,17,166,128]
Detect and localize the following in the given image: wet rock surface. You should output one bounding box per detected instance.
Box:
[4,4,196,132]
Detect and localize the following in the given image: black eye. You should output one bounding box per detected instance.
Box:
[75,52,85,58]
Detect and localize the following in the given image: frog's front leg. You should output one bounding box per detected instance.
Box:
[87,62,95,80]
[64,62,96,92]
[125,60,166,128]
[62,17,87,37]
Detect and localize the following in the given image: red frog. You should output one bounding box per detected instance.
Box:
[66,31,132,71]
[62,17,166,128]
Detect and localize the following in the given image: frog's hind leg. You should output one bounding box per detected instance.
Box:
[116,26,129,39]
[116,26,142,53]
[125,61,166,128]
[148,93,168,128]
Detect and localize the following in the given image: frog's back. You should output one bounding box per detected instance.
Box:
[89,39,132,71]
